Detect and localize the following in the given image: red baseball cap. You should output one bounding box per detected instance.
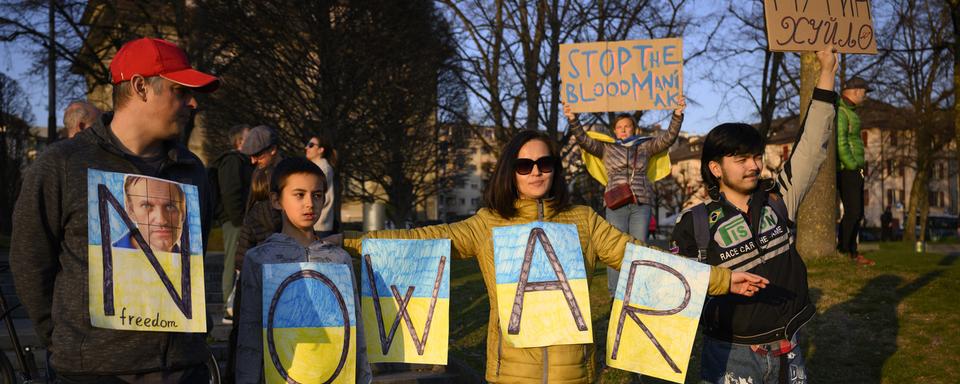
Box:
[110,37,220,92]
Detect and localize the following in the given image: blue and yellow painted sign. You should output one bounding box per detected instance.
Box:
[607,244,709,383]
[493,222,592,348]
[87,169,205,332]
[361,239,450,364]
[262,262,356,384]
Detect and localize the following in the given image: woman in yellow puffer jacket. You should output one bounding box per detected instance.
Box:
[344,130,767,383]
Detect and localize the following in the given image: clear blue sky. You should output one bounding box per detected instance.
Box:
[1,1,755,135]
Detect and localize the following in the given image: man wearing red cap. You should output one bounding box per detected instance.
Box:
[10,37,219,383]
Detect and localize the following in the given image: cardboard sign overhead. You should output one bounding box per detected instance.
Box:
[561,38,683,113]
[764,0,877,54]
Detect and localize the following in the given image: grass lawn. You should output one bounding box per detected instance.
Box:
[448,242,960,383]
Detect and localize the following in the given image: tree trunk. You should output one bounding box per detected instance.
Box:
[904,125,932,243]
[950,0,960,226]
[795,52,838,259]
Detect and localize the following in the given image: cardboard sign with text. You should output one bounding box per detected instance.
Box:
[764,0,877,54]
[561,38,683,113]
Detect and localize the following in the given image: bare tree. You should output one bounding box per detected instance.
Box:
[0,0,236,143]
[877,0,954,243]
[0,72,35,233]
[193,0,469,226]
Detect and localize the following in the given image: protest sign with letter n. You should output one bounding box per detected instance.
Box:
[87,169,206,332]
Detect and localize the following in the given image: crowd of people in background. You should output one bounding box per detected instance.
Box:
[6,34,877,384]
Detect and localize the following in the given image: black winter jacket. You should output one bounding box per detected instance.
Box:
[671,88,837,344]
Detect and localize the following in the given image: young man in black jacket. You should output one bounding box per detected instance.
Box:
[10,37,219,383]
[670,47,838,384]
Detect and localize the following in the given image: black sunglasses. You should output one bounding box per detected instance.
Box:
[515,156,557,175]
[305,142,318,148]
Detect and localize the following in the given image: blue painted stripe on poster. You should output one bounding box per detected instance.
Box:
[263,262,356,328]
[360,239,450,299]
[613,244,710,320]
[493,222,586,284]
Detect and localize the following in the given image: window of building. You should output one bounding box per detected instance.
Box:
[930,191,939,207]
[471,198,480,206]
[460,198,465,205]
[885,160,894,176]
[886,189,894,207]
[864,191,869,207]
[471,183,478,189]
[861,131,868,147]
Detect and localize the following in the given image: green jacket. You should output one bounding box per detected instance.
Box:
[345,199,731,383]
[837,98,865,171]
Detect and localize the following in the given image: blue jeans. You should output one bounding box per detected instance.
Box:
[605,203,651,295]
[700,335,807,384]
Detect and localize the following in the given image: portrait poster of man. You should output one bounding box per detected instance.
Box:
[87,169,206,332]
[493,221,593,348]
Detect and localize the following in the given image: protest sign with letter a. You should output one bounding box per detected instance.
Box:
[607,243,709,383]
[764,0,877,54]
[561,38,683,113]
[493,222,592,348]
[361,239,450,364]
[87,169,206,332]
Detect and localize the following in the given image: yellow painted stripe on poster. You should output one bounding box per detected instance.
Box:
[495,280,593,348]
[263,327,356,384]
[606,298,700,383]
[361,297,449,364]
[88,245,206,332]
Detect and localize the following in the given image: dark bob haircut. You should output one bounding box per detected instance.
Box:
[700,123,765,199]
[483,130,571,218]
[270,156,328,197]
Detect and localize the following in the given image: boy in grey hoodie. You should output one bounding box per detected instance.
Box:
[235,157,372,384]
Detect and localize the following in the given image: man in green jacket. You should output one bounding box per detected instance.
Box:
[837,76,875,266]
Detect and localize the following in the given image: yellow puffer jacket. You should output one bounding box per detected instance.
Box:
[344,198,731,383]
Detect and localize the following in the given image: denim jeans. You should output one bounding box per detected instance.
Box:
[604,203,651,295]
[700,335,807,384]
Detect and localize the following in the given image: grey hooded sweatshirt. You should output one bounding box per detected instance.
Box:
[9,114,212,375]
[235,233,372,384]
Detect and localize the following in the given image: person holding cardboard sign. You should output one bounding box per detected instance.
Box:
[343,130,767,383]
[563,97,686,296]
[670,47,839,384]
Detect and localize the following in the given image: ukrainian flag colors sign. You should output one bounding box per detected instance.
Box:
[87,169,206,332]
[607,244,709,383]
[360,239,450,364]
[493,222,592,348]
[262,262,356,384]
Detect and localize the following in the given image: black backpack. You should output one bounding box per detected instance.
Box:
[688,193,788,262]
